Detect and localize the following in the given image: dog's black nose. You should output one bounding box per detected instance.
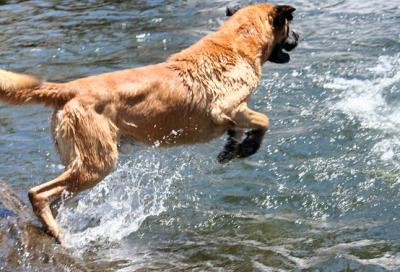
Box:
[292,31,299,43]
[283,30,299,51]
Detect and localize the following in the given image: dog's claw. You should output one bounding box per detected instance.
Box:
[55,233,65,247]
[44,227,65,246]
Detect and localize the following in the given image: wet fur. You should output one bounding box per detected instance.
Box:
[0,3,295,244]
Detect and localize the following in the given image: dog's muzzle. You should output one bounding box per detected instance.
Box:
[268,30,299,64]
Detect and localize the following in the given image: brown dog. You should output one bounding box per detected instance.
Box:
[0,3,298,245]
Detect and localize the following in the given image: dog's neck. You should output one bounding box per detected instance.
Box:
[166,31,262,121]
[167,29,266,76]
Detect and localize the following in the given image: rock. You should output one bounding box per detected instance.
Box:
[0,182,87,271]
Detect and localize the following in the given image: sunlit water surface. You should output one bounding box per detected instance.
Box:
[0,0,399,271]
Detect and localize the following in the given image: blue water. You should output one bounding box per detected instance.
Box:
[0,0,400,271]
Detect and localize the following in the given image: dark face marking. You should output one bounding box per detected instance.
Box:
[268,5,299,64]
[225,3,299,64]
[273,5,296,28]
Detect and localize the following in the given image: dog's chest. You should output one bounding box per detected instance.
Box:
[208,58,260,112]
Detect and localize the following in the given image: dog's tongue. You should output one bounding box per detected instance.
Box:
[268,46,290,64]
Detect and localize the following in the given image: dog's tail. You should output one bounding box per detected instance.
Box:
[0,69,76,107]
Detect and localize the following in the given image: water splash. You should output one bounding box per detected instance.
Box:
[57,150,185,250]
[325,54,400,167]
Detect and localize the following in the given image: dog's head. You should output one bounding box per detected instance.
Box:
[226,3,299,64]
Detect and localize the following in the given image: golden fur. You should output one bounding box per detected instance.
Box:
[0,3,296,244]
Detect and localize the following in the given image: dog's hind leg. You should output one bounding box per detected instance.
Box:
[28,169,74,244]
[28,100,119,245]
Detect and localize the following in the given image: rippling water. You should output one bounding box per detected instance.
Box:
[1,0,399,271]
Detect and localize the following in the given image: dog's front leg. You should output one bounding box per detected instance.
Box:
[217,103,269,163]
[234,104,269,158]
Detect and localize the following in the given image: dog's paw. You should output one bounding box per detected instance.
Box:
[237,130,264,158]
[217,130,240,163]
[217,141,239,163]
[237,142,260,158]
[55,234,66,247]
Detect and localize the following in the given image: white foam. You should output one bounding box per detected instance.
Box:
[372,139,400,165]
[346,252,400,270]
[244,237,395,270]
[326,54,400,166]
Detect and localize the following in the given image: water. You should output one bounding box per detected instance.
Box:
[0,0,399,271]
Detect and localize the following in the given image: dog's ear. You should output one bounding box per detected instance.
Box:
[274,5,296,27]
[226,5,241,16]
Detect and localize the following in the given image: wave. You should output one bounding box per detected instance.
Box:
[325,54,400,167]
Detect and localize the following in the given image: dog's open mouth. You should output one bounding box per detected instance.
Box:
[268,30,299,64]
